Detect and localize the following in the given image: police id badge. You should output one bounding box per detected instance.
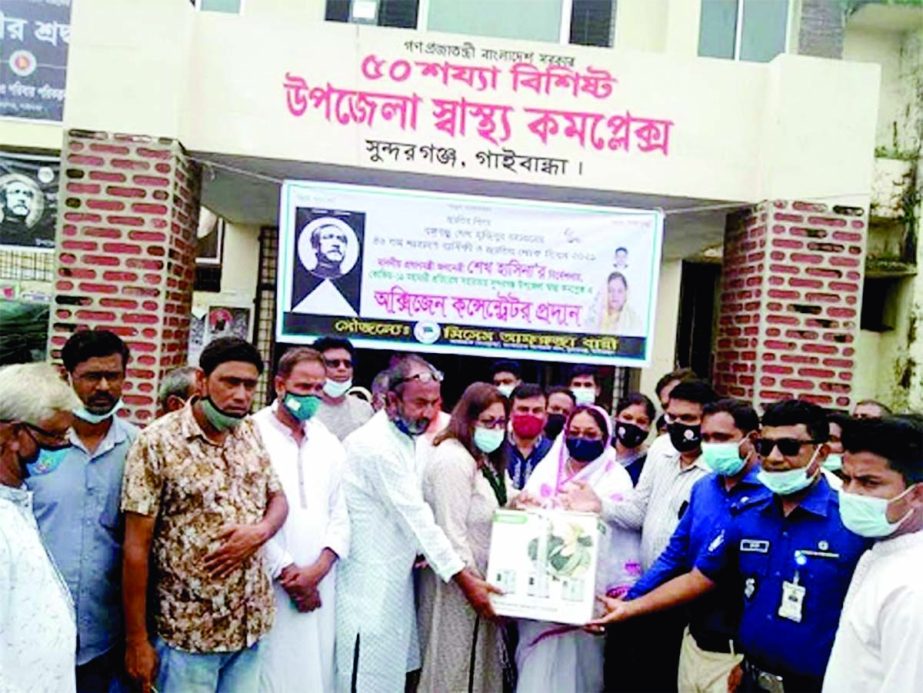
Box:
[778,575,806,623]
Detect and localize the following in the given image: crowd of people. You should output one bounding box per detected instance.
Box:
[0,328,921,693]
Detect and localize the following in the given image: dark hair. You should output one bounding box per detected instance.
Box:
[61,329,131,373]
[668,380,718,407]
[703,398,760,434]
[567,404,611,441]
[490,359,521,379]
[655,367,698,400]
[567,365,598,386]
[435,382,509,473]
[842,415,923,484]
[615,392,656,422]
[311,336,356,357]
[276,347,325,379]
[827,410,853,433]
[761,399,829,443]
[607,271,628,288]
[199,337,264,376]
[511,382,545,404]
[855,399,892,417]
[547,385,576,405]
[615,247,628,254]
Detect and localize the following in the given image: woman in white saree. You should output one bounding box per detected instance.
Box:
[514,404,642,693]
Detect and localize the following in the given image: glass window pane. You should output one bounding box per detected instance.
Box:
[379,0,418,29]
[739,0,788,62]
[199,0,242,13]
[570,0,615,48]
[698,0,738,59]
[326,0,350,22]
[427,0,563,42]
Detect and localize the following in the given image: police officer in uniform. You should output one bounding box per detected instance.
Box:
[592,399,870,692]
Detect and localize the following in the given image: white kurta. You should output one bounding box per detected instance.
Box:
[335,411,465,693]
[0,484,76,693]
[254,408,350,693]
[823,530,923,693]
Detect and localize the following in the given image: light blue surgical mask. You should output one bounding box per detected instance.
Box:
[701,441,747,477]
[27,446,72,476]
[473,426,505,454]
[757,449,820,497]
[323,378,352,398]
[838,487,916,538]
[283,392,321,422]
[823,453,843,473]
[73,399,123,424]
[571,386,596,405]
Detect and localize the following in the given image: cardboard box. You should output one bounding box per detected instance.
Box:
[486,508,604,625]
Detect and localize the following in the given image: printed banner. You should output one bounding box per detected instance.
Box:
[277,182,662,366]
[0,151,59,250]
[0,0,71,122]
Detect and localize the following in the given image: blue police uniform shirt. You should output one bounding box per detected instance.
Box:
[505,434,553,490]
[629,466,769,645]
[695,476,871,681]
[25,416,139,665]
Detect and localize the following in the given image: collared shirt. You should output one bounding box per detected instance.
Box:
[0,484,76,692]
[602,434,711,569]
[26,416,138,664]
[628,466,769,645]
[505,434,553,490]
[695,478,871,681]
[823,531,923,693]
[121,401,282,653]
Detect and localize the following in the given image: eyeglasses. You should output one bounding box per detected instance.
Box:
[324,358,353,369]
[25,423,71,450]
[391,369,445,388]
[476,418,507,430]
[754,438,817,457]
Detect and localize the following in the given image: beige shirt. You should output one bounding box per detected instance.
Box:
[121,401,281,653]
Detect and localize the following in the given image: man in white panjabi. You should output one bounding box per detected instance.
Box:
[254,347,350,693]
[823,415,923,693]
[0,363,82,693]
[335,355,501,692]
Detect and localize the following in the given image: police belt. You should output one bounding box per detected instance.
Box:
[742,659,822,693]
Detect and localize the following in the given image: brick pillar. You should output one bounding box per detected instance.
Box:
[49,131,200,425]
[713,200,867,411]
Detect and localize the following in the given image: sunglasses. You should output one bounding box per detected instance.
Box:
[324,358,353,369]
[476,417,507,430]
[754,438,817,457]
[392,370,445,387]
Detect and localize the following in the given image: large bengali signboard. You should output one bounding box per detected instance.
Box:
[0,0,70,122]
[277,182,663,366]
[278,36,677,190]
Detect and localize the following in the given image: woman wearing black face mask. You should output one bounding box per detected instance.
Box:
[511,404,642,693]
[612,393,655,487]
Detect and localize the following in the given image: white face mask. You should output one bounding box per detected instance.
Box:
[323,378,352,398]
[571,386,596,405]
[73,399,123,424]
[496,384,515,399]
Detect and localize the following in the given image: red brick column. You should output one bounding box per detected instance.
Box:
[713,200,867,411]
[49,130,200,425]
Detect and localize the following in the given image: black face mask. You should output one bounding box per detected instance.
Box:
[668,422,702,453]
[544,413,567,440]
[615,421,648,449]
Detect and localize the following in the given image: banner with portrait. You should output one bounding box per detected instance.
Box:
[277,181,663,366]
[0,151,58,251]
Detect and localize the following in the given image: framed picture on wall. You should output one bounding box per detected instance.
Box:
[196,209,225,266]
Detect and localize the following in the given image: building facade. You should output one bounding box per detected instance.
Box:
[1,0,918,418]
